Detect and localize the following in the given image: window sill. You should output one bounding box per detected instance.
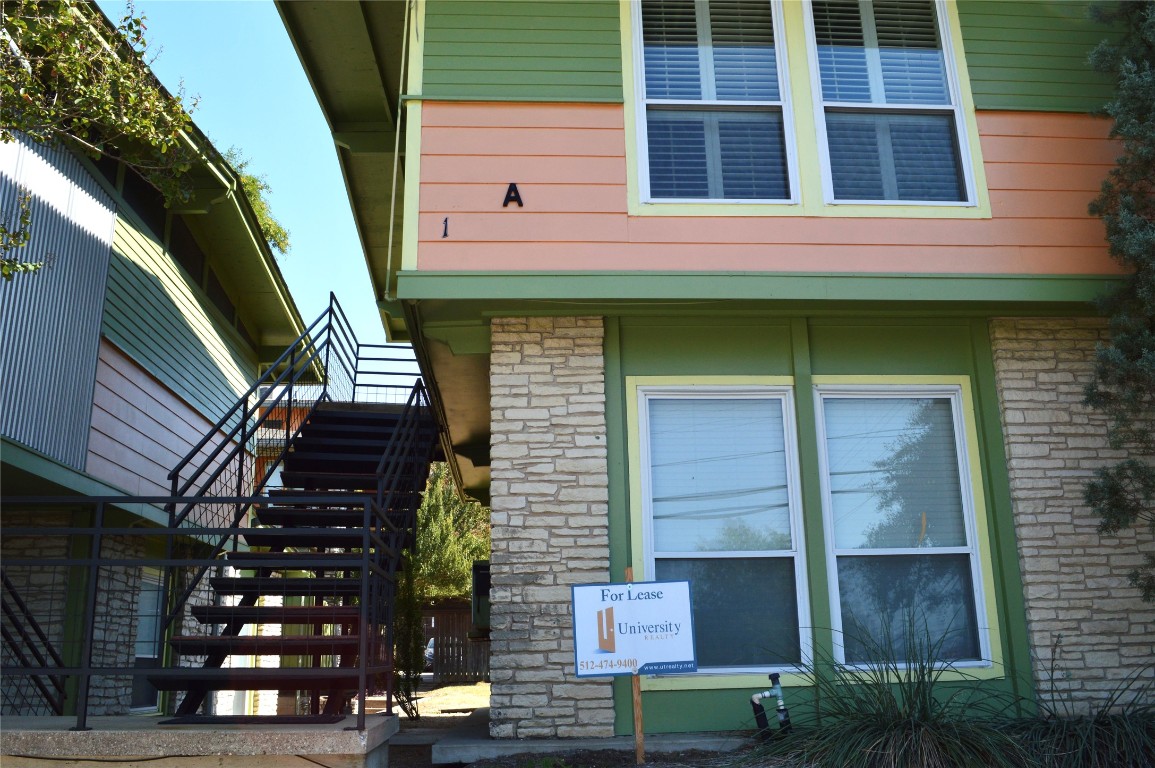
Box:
[632,199,991,218]
[639,662,1005,692]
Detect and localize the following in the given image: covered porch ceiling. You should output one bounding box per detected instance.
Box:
[276,1,493,501]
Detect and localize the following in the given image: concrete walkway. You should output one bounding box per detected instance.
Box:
[1,714,396,768]
[424,709,751,765]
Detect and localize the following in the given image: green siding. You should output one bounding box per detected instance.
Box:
[421,1,1117,111]
[422,0,623,101]
[102,214,257,428]
[604,315,1032,734]
[959,0,1119,112]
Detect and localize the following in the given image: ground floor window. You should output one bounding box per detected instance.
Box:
[637,386,809,671]
[131,569,163,711]
[631,378,993,675]
[815,386,987,665]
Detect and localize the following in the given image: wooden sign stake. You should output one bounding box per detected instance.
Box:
[626,567,644,765]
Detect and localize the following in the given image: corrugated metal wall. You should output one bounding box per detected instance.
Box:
[0,136,116,470]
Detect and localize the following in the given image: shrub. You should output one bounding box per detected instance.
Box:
[1003,661,1154,768]
[747,623,1028,768]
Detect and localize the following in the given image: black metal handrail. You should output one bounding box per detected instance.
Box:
[3,295,437,729]
[0,495,392,731]
[1,570,67,716]
[160,294,422,632]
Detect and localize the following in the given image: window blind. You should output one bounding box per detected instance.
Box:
[709,0,780,101]
[641,0,791,200]
[826,112,963,201]
[811,0,965,202]
[643,0,703,100]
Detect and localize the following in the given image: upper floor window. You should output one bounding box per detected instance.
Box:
[633,0,975,207]
[639,0,794,201]
[809,0,969,203]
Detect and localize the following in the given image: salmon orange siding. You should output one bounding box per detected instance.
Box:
[86,340,235,497]
[416,103,1119,276]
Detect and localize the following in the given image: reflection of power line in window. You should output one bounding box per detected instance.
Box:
[653,483,789,503]
[651,447,784,468]
[654,501,791,520]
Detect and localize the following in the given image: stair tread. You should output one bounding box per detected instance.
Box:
[148,667,366,692]
[169,635,361,655]
[224,550,392,566]
[160,714,347,725]
[241,529,375,548]
[209,577,366,596]
[190,604,362,623]
[253,514,402,530]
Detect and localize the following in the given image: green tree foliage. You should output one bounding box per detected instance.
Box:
[0,187,42,281]
[224,148,291,256]
[391,561,424,719]
[391,464,490,718]
[1085,1,1155,601]
[1,0,197,203]
[412,462,491,600]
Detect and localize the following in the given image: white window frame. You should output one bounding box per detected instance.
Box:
[813,383,992,667]
[803,0,977,206]
[637,384,811,673]
[633,0,799,204]
[131,568,164,712]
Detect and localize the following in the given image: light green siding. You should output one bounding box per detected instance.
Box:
[604,315,1032,734]
[419,1,1116,111]
[958,0,1118,112]
[102,214,256,428]
[422,0,623,101]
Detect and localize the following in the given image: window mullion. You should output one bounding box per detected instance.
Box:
[702,113,725,197]
[857,0,886,104]
[696,0,718,101]
[876,117,899,199]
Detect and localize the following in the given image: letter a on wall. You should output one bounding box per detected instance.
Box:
[503,183,524,207]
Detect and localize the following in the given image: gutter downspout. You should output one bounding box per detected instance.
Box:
[383,0,414,303]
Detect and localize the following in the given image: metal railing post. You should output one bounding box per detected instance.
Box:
[71,501,105,731]
[353,496,372,731]
[323,293,335,400]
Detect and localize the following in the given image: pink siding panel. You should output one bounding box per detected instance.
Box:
[415,105,1121,276]
[421,155,628,185]
[423,126,625,157]
[86,340,237,497]
[422,102,624,130]
[417,241,1109,275]
[422,183,629,214]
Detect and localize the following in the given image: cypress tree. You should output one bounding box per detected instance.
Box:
[1085,1,1155,600]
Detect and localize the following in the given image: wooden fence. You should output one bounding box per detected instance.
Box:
[423,602,489,684]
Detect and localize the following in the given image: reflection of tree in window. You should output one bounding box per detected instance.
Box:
[867,400,965,549]
[647,394,801,668]
[826,397,980,663]
[699,520,792,552]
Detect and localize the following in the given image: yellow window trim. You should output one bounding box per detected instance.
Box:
[625,374,798,583]
[619,0,991,219]
[811,375,1005,679]
[402,0,426,272]
[625,374,1006,693]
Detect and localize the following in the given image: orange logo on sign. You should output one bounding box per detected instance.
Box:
[597,606,615,652]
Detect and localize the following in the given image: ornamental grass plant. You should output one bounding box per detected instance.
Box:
[745,622,1029,768]
[1001,646,1154,768]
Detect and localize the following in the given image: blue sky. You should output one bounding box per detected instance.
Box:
[95,0,389,345]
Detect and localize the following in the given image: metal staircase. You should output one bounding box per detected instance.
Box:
[147,297,442,725]
[2,295,443,728]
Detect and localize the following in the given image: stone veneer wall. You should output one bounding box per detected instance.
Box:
[488,316,615,738]
[1,509,143,715]
[990,318,1154,712]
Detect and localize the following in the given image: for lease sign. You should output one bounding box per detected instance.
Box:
[571,581,696,677]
